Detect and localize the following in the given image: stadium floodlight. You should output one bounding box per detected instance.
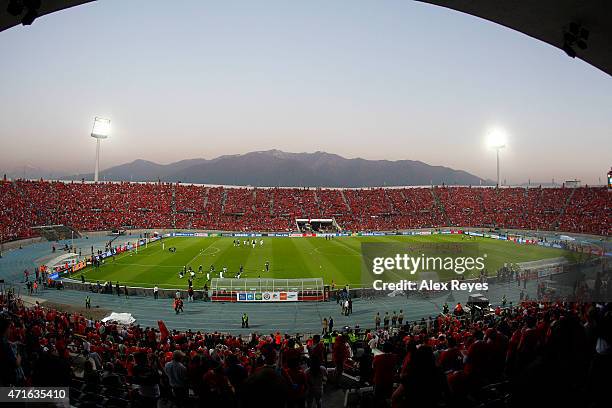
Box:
[486,128,507,187]
[91,117,111,182]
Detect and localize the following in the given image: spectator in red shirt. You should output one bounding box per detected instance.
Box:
[308,334,325,363]
[332,334,349,379]
[373,342,398,403]
[437,336,463,372]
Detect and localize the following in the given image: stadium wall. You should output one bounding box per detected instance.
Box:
[0,236,44,251]
[72,227,610,242]
[60,279,209,299]
[11,177,608,189]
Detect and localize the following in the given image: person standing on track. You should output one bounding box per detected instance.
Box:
[153,285,159,299]
[188,287,194,302]
[174,297,180,314]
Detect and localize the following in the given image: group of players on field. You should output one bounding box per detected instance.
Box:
[176,239,269,282]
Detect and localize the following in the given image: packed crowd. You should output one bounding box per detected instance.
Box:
[1,284,610,408]
[1,179,610,242]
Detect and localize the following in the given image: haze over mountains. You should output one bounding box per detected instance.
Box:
[67,150,491,187]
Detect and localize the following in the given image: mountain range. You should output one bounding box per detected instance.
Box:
[68,150,492,187]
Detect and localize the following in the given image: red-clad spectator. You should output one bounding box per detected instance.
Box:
[372,341,398,403]
[332,334,349,379]
[2,180,609,240]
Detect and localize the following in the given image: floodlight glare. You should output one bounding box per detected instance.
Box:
[91,117,111,182]
[91,117,111,139]
[486,128,507,149]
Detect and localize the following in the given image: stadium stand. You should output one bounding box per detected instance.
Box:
[1,289,610,408]
[1,180,610,243]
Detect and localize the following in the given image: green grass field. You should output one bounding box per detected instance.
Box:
[78,235,578,289]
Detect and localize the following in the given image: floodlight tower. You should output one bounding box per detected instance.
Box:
[487,128,507,187]
[494,144,505,187]
[91,117,111,182]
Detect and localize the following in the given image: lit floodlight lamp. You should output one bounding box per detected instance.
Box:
[91,117,111,182]
[91,117,111,139]
[486,128,508,187]
[486,128,507,150]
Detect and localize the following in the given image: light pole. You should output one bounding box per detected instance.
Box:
[91,117,111,182]
[486,128,507,188]
[495,145,505,187]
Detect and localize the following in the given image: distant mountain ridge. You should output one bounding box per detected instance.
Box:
[70,149,492,187]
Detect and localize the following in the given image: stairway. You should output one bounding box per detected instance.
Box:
[553,186,577,230]
[221,189,228,214]
[430,187,451,227]
[340,190,352,212]
[384,189,398,215]
[314,189,322,216]
[203,188,209,212]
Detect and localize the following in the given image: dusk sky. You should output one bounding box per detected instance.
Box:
[0,0,610,184]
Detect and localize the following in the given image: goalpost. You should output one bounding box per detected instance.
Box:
[210,277,325,302]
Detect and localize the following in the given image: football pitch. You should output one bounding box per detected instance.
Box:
[78,235,578,289]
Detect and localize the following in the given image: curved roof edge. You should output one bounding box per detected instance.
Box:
[417,0,612,76]
[0,0,94,32]
[2,1,610,76]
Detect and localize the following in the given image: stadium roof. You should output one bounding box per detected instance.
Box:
[0,0,93,32]
[417,0,612,76]
[1,1,611,76]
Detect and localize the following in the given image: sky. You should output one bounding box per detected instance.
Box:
[0,0,610,185]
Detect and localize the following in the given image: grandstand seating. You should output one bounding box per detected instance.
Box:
[1,291,610,408]
[0,180,610,242]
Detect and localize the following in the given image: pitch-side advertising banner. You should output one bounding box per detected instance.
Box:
[236,291,299,302]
